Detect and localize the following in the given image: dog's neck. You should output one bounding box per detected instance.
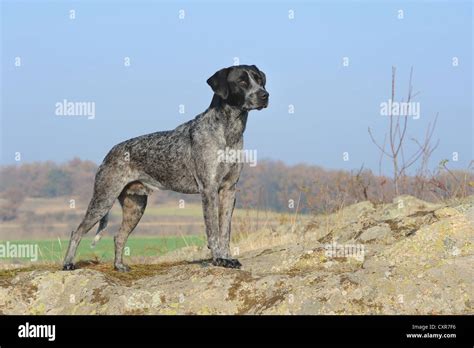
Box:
[209,94,248,146]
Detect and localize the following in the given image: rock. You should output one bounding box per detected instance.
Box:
[379,195,441,220]
[466,206,474,227]
[0,195,472,314]
[339,201,375,223]
[434,207,461,219]
[358,224,392,243]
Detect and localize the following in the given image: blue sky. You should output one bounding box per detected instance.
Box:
[1,0,472,173]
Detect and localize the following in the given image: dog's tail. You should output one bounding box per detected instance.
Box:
[90,212,109,248]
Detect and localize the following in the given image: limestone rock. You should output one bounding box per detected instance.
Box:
[0,195,472,314]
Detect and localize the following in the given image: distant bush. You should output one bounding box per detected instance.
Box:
[40,168,73,197]
[0,187,26,221]
[0,158,472,217]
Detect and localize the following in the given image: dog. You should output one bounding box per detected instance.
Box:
[63,65,269,271]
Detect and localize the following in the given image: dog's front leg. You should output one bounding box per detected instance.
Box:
[201,186,241,269]
[200,186,219,256]
[217,185,241,268]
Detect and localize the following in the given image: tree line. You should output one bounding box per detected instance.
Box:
[0,157,472,221]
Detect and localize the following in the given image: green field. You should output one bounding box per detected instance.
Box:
[1,235,206,263]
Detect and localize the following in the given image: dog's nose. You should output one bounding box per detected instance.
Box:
[259,91,269,100]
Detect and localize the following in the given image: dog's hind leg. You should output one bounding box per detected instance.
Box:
[63,199,115,270]
[63,169,130,270]
[114,183,148,272]
[90,212,109,248]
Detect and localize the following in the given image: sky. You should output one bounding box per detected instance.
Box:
[1,0,472,174]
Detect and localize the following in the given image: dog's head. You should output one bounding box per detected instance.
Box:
[207,65,269,111]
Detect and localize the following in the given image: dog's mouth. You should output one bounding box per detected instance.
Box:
[256,101,269,110]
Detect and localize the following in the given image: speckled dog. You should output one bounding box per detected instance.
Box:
[63,65,269,272]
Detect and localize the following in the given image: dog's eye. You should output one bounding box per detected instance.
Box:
[239,80,248,86]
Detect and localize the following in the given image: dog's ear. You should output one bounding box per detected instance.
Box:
[251,65,266,86]
[207,68,230,99]
[259,70,266,86]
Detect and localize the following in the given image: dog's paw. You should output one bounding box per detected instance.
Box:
[114,264,131,272]
[62,263,76,271]
[212,258,242,269]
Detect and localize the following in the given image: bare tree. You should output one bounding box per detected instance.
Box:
[368,66,439,196]
[349,165,370,202]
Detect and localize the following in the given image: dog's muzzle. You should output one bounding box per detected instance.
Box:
[257,90,269,109]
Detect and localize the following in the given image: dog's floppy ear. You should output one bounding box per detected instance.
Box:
[207,67,230,99]
[251,65,266,86]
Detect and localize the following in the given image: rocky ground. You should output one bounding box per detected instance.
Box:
[0,195,472,314]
